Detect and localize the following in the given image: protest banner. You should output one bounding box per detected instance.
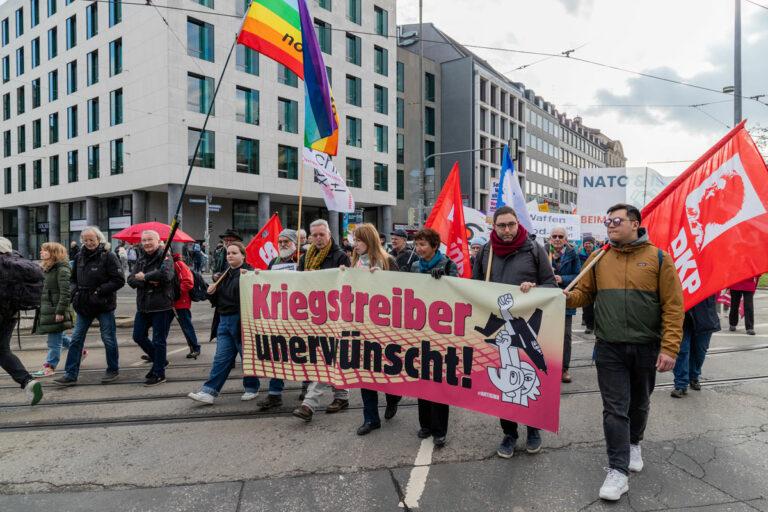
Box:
[303,148,355,213]
[528,211,581,241]
[241,269,565,432]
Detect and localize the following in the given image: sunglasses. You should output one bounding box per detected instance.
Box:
[604,217,630,227]
[550,234,565,239]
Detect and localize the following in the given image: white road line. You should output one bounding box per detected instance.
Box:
[129,346,188,367]
[398,438,435,509]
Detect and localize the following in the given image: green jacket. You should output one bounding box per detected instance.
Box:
[34,261,73,334]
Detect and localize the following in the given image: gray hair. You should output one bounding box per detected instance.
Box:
[309,219,330,233]
[141,229,161,241]
[0,236,12,254]
[550,226,568,237]
[81,226,107,244]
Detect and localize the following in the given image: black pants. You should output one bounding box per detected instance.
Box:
[418,399,449,437]
[729,291,754,330]
[563,315,573,370]
[361,388,401,425]
[582,304,595,330]
[0,314,32,388]
[595,340,658,475]
[500,419,539,440]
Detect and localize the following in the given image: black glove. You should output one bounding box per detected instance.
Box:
[431,267,445,280]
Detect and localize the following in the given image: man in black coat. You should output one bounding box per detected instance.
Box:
[128,230,175,386]
[671,296,720,397]
[54,227,125,387]
[389,229,415,272]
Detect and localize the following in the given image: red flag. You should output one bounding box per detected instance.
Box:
[425,163,472,278]
[245,214,283,270]
[641,121,768,310]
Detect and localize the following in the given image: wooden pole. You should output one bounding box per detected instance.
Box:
[296,161,305,246]
[564,245,611,293]
[484,245,494,281]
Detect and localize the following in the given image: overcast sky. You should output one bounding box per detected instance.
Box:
[398,0,768,176]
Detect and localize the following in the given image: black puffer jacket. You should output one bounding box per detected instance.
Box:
[71,245,125,317]
[209,262,253,315]
[685,295,721,335]
[390,247,416,272]
[128,248,175,313]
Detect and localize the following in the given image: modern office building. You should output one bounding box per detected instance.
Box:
[0,0,397,257]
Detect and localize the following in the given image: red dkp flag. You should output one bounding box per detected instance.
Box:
[425,163,472,278]
[245,214,283,270]
[642,121,768,310]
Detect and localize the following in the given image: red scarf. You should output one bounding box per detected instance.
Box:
[490,224,529,257]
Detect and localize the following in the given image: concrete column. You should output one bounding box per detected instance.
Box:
[48,202,61,243]
[132,190,147,224]
[85,197,98,227]
[17,206,29,258]
[381,206,393,242]
[328,211,340,243]
[167,184,184,252]
[258,192,271,228]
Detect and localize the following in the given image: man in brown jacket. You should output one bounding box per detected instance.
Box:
[566,203,684,502]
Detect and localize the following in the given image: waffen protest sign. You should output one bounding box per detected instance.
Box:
[241,269,565,432]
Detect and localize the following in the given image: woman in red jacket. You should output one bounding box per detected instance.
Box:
[729,275,759,335]
[173,253,202,358]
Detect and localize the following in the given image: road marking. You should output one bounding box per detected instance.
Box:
[130,346,188,367]
[398,438,435,509]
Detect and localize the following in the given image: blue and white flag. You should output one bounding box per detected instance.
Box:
[495,145,534,232]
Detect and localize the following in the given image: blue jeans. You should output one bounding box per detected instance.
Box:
[267,378,285,396]
[361,389,401,425]
[175,308,200,352]
[673,328,713,390]
[133,310,174,378]
[64,311,119,379]
[201,313,260,396]
[45,331,72,368]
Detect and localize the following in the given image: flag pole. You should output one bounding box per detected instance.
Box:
[564,244,611,293]
[484,245,494,281]
[161,35,238,262]
[297,161,305,247]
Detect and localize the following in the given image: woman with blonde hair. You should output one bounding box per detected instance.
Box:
[32,242,79,377]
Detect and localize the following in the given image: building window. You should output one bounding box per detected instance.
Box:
[347,0,361,24]
[49,155,59,185]
[17,125,26,153]
[480,77,487,103]
[425,72,436,102]
[236,0,250,17]
[2,93,9,120]
[31,78,40,107]
[491,113,497,136]
[31,37,40,68]
[277,144,298,179]
[187,72,214,114]
[315,19,331,54]
[425,107,435,136]
[67,150,78,182]
[16,47,24,76]
[318,0,331,10]
[110,138,123,174]
[1,18,7,47]
[16,85,25,114]
[188,128,215,168]
[65,15,76,49]
[374,124,388,153]
[32,118,41,148]
[236,136,259,174]
[110,88,123,125]
[277,97,297,133]
[48,27,57,59]
[86,2,97,39]
[346,116,361,147]
[2,130,9,157]
[187,18,214,62]
[397,133,404,164]
[15,8,24,38]
[346,33,361,65]
[396,168,404,200]
[18,164,26,191]
[87,97,99,132]
[193,0,214,8]
[237,86,259,125]
[236,45,258,75]
[277,63,297,87]
[374,163,388,191]
[396,61,404,93]
[396,98,404,129]
[374,6,388,36]
[48,0,56,17]
[374,45,388,76]
[345,74,361,106]
[346,158,361,188]
[48,112,58,143]
[66,60,76,94]
[88,144,99,178]
[48,70,58,101]
[1,56,8,83]
[425,140,435,161]
[67,105,77,138]
[109,38,122,76]
[374,85,387,114]
[108,0,121,26]
[31,0,40,27]
[87,50,98,85]
[4,167,11,194]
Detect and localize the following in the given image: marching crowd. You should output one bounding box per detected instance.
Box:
[0,202,761,502]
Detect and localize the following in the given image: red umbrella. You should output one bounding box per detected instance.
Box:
[113,221,196,244]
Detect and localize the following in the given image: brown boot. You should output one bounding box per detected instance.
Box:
[292,405,313,422]
[257,394,283,411]
[325,399,349,413]
[561,370,572,383]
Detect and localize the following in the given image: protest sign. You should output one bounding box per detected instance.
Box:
[303,148,355,213]
[528,211,581,240]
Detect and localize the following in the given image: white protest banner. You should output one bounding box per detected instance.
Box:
[462,206,492,241]
[303,148,355,213]
[528,211,581,241]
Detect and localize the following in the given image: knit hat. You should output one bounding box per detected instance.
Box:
[470,236,487,247]
[582,235,596,244]
[0,237,12,254]
[279,229,298,245]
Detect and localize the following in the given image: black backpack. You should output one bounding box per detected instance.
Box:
[0,252,44,311]
[189,270,209,302]
[171,270,182,303]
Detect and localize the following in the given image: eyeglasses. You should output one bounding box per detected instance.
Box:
[550,234,565,239]
[604,217,630,227]
[495,222,518,230]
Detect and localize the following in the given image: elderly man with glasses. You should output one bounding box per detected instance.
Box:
[548,226,581,383]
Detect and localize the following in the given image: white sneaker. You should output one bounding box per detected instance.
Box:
[629,444,644,472]
[241,391,259,401]
[187,391,215,404]
[599,468,629,501]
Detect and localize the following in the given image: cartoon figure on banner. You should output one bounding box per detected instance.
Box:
[475,293,545,406]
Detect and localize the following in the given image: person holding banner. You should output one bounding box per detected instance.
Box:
[578,236,598,334]
[549,227,582,384]
[472,206,556,458]
[389,229,416,272]
[566,203,684,502]
[188,242,260,405]
[344,224,402,436]
[408,227,459,447]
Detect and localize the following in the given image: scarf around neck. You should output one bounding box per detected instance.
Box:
[304,241,333,271]
[490,224,529,257]
[418,250,444,273]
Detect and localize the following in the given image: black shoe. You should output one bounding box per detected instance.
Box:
[584,329,593,335]
[141,354,152,362]
[356,422,381,436]
[417,428,432,439]
[144,375,167,387]
[729,325,736,332]
[52,375,77,387]
[257,394,283,411]
[186,350,200,359]
[384,402,399,420]
[670,388,687,398]
[690,380,701,391]
[433,435,446,448]
[747,329,756,336]
[101,371,119,384]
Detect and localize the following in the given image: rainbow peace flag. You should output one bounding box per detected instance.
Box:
[238,0,339,155]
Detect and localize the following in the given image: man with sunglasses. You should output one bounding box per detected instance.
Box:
[565,203,683,502]
[548,226,581,384]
